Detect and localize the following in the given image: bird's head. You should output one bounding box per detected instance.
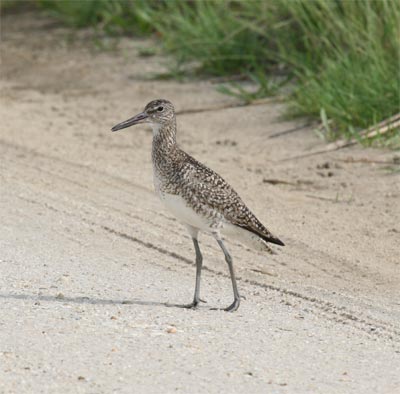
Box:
[111,99,175,132]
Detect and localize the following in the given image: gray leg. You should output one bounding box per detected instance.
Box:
[216,238,241,312]
[191,237,203,306]
[179,237,204,309]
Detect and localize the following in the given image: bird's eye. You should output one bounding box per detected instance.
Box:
[157,106,164,112]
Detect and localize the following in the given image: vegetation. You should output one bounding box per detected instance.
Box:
[36,0,157,34]
[6,0,400,144]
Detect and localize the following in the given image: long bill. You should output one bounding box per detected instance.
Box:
[111,112,148,132]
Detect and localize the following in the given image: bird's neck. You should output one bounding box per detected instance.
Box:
[152,120,177,154]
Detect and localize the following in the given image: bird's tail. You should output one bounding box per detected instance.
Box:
[222,224,277,254]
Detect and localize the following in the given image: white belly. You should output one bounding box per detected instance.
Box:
[160,193,212,232]
[153,169,214,232]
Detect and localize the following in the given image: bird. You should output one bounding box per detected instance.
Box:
[111,99,284,312]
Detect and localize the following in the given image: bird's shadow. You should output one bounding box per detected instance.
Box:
[0,292,195,309]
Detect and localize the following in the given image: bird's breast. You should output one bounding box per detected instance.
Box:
[152,168,163,198]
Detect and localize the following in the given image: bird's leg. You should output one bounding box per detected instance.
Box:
[192,237,203,306]
[216,238,240,312]
[178,237,204,309]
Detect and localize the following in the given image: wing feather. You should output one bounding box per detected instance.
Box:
[181,154,284,246]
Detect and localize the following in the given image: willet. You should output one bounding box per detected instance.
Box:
[111,99,284,311]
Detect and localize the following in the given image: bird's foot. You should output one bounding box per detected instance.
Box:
[210,298,240,312]
[180,303,198,309]
[224,298,240,312]
[170,298,206,309]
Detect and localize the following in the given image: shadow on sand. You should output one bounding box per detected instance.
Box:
[0,292,188,308]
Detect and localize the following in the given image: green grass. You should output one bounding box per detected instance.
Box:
[148,0,399,141]
[277,0,400,136]
[10,0,400,144]
[149,1,274,76]
[37,0,158,35]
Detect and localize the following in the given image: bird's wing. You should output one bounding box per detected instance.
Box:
[181,154,284,246]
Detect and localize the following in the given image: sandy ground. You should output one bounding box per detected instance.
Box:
[1,9,400,394]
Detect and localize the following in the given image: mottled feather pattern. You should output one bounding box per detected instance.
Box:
[112,98,284,311]
[152,121,284,247]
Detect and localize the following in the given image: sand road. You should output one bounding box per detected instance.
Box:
[1,10,399,394]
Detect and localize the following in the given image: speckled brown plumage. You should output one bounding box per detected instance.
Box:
[111,98,285,312]
[150,100,284,247]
